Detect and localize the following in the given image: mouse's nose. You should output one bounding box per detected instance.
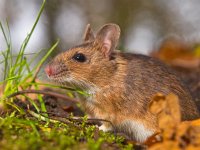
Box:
[45,62,68,77]
[45,65,53,77]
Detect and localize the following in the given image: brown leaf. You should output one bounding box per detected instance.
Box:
[165,94,181,124]
[151,38,200,69]
[149,141,179,150]
[148,93,181,142]
[148,93,200,149]
[149,93,181,126]
[62,105,74,112]
[144,133,161,147]
[190,119,200,127]
[149,93,166,115]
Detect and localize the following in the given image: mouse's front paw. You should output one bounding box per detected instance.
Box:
[99,124,112,132]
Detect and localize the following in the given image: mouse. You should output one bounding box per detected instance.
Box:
[45,23,199,143]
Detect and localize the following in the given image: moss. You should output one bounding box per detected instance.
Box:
[0,114,132,150]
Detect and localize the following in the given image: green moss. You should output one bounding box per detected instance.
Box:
[0,114,133,150]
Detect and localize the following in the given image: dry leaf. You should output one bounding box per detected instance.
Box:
[149,93,166,115]
[147,93,200,150]
[165,94,181,124]
[151,38,200,69]
[190,119,200,127]
[149,141,179,150]
[149,93,181,128]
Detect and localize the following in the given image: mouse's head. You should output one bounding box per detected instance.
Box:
[45,24,120,92]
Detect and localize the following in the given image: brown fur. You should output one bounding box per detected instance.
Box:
[46,24,199,142]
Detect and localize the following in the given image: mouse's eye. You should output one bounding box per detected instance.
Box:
[72,53,86,62]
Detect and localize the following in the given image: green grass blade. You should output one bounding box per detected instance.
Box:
[15,0,46,66]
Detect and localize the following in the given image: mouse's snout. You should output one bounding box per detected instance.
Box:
[45,62,68,78]
[45,65,53,77]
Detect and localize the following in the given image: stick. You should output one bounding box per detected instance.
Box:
[7,90,79,103]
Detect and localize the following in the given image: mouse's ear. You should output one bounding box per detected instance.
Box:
[95,24,120,58]
[83,24,95,42]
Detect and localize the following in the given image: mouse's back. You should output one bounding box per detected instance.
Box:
[122,53,199,120]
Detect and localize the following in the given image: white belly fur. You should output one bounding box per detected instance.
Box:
[117,120,154,142]
[85,96,154,142]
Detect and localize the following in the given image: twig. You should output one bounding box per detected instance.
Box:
[39,111,117,137]
[6,90,79,103]
[40,111,114,127]
[28,110,59,123]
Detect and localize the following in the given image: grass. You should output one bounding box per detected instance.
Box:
[0,0,133,149]
[0,0,55,113]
